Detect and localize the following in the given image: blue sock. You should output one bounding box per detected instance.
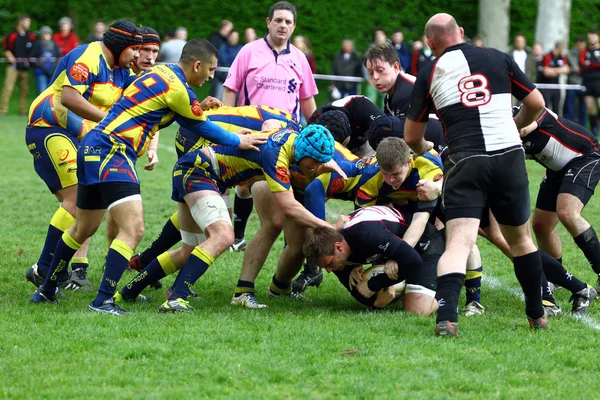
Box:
[139,213,181,266]
[41,232,81,295]
[120,252,175,299]
[94,239,133,306]
[465,266,482,305]
[37,207,75,276]
[169,247,214,300]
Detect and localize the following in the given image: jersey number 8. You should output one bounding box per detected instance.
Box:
[458,74,491,107]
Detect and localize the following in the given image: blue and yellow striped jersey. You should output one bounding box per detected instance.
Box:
[92,64,238,158]
[175,105,300,156]
[355,150,444,207]
[28,42,135,138]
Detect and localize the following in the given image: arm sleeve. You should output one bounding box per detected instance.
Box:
[223,45,249,92]
[405,66,433,123]
[61,52,99,95]
[303,179,327,220]
[509,56,536,100]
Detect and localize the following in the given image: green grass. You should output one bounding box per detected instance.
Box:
[1,115,600,399]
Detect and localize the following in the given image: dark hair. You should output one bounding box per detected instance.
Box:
[589,30,598,35]
[179,38,218,64]
[269,1,296,23]
[303,227,343,262]
[376,137,412,171]
[576,36,585,42]
[363,42,399,67]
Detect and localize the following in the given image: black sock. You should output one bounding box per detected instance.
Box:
[139,218,181,266]
[574,227,600,274]
[302,261,319,275]
[513,251,544,319]
[234,280,255,296]
[540,251,586,294]
[435,273,465,323]
[233,193,253,240]
[540,273,556,303]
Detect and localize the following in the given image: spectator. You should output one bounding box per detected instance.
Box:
[410,34,435,75]
[210,30,242,99]
[580,30,600,135]
[471,35,483,47]
[0,14,35,115]
[507,33,537,83]
[209,20,233,52]
[412,39,423,51]
[53,17,79,56]
[564,37,587,124]
[87,20,106,43]
[331,39,363,98]
[244,27,257,44]
[391,30,411,71]
[366,28,390,108]
[162,29,175,43]
[541,41,570,113]
[159,26,187,62]
[373,28,390,45]
[31,26,60,94]
[293,35,316,73]
[533,42,545,83]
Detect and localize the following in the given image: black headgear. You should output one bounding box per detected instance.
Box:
[366,115,406,151]
[142,26,161,47]
[308,109,351,144]
[103,20,143,67]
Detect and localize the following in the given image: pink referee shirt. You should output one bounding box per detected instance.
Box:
[223,36,318,121]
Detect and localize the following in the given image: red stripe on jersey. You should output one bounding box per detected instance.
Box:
[553,118,599,152]
[511,78,532,93]
[538,128,585,156]
[542,53,552,67]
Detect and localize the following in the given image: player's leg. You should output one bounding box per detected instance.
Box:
[584,95,598,135]
[463,244,484,316]
[232,181,285,308]
[531,169,563,259]
[232,183,253,251]
[160,191,234,312]
[130,212,182,272]
[269,218,310,301]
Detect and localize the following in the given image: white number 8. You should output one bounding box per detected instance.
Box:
[458,74,491,107]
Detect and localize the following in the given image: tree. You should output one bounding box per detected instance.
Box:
[478,0,511,50]
[535,0,572,53]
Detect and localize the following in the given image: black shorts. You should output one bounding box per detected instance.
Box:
[77,182,141,210]
[442,146,530,227]
[536,156,600,212]
[583,80,600,98]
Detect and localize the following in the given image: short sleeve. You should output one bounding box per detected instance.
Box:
[509,56,536,100]
[262,143,294,193]
[61,52,100,95]
[406,65,433,123]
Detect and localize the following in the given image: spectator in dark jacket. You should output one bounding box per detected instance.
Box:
[31,26,61,94]
[391,30,411,72]
[210,30,242,99]
[331,39,363,98]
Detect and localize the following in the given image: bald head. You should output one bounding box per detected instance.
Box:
[424,13,463,56]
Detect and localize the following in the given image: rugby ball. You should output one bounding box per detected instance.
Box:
[362,265,406,293]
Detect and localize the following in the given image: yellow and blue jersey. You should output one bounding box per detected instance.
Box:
[172,128,299,202]
[356,150,444,209]
[28,42,135,139]
[175,105,300,157]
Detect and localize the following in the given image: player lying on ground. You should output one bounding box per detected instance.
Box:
[30,39,266,315]
[303,205,439,314]
[117,122,339,312]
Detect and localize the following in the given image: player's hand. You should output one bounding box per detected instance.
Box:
[357,279,375,298]
[416,179,441,201]
[200,96,222,110]
[335,214,350,232]
[373,286,396,308]
[320,159,348,179]
[361,155,376,164]
[349,266,365,290]
[423,140,434,153]
[236,129,267,152]
[144,149,159,170]
[383,259,399,281]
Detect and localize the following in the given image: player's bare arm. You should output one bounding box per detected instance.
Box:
[61,86,108,122]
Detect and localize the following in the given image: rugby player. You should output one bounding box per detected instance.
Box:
[404,13,547,336]
[117,123,337,312]
[25,20,143,290]
[303,205,440,315]
[30,39,266,315]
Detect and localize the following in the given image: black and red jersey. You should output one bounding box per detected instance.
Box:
[407,42,536,155]
[520,107,599,171]
[579,45,600,81]
[541,52,569,84]
[384,72,416,117]
[341,206,412,266]
[411,48,435,76]
[2,28,36,70]
[311,95,385,153]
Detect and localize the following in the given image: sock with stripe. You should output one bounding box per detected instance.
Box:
[71,257,89,272]
[41,231,81,296]
[139,212,181,266]
[234,280,255,297]
[169,246,214,300]
[120,251,177,299]
[465,266,482,305]
[93,239,133,306]
[37,207,75,277]
[269,275,292,295]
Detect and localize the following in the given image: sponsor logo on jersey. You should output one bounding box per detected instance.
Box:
[191,99,203,117]
[276,166,290,184]
[330,177,345,194]
[69,63,89,83]
[356,188,373,201]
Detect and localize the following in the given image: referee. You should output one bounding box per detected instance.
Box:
[404,13,547,336]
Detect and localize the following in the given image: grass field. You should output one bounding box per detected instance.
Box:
[1,114,600,399]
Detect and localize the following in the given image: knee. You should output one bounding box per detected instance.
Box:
[208,225,235,253]
[261,217,285,238]
[403,293,438,316]
[556,206,579,227]
[123,223,145,246]
[532,218,553,237]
